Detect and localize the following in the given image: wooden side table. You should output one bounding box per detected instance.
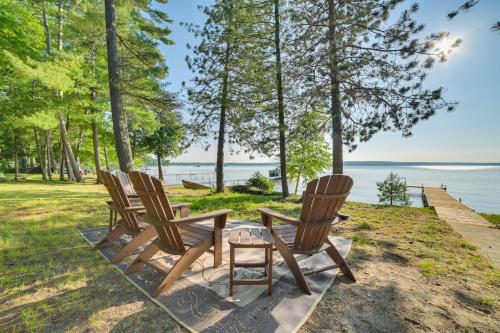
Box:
[228,227,275,296]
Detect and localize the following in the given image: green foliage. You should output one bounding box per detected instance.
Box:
[358,221,372,230]
[290,0,458,154]
[376,172,410,206]
[0,0,44,61]
[419,258,447,277]
[287,111,331,194]
[246,172,274,192]
[447,1,499,32]
[480,213,500,228]
[141,106,186,160]
[0,0,178,177]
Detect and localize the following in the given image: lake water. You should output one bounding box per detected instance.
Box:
[142,163,500,214]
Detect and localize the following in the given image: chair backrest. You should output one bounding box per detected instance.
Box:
[129,171,185,254]
[294,174,353,253]
[114,170,137,197]
[100,170,141,233]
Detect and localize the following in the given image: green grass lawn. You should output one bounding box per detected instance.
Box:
[481,213,500,228]
[1,175,499,332]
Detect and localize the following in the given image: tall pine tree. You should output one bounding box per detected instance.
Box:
[291,0,458,173]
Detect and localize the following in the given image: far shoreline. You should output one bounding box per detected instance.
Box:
[160,161,500,167]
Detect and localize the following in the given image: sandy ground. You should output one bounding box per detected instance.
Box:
[304,261,499,333]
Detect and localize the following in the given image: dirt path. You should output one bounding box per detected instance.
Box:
[425,187,500,267]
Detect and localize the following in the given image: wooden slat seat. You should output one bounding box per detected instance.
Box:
[179,223,214,247]
[272,225,297,245]
[125,171,232,297]
[258,174,356,295]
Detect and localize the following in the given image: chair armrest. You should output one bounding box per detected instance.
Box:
[171,202,192,209]
[331,212,349,226]
[123,206,146,212]
[337,212,349,221]
[170,209,232,225]
[258,208,300,227]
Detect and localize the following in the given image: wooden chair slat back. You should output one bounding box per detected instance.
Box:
[114,171,137,197]
[129,171,184,253]
[100,170,140,233]
[294,175,353,251]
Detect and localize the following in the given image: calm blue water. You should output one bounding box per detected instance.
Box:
[143,163,500,214]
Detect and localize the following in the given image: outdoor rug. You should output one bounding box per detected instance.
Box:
[80,221,352,333]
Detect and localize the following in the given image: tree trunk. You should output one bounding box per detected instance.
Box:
[42,2,52,54]
[75,127,84,171]
[103,132,110,171]
[216,44,231,193]
[57,0,63,51]
[14,152,19,181]
[157,154,164,181]
[104,0,134,172]
[45,132,53,180]
[131,131,136,161]
[294,173,301,195]
[328,0,343,174]
[59,114,83,182]
[47,133,57,174]
[59,134,65,180]
[273,0,290,197]
[92,119,103,183]
[33,127,48,180]
[66,153,76,181]
[14,132,19,181]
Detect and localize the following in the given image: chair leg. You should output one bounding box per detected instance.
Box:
[273,235,311,295]
[113,210,118,229]
[154,237,212,297]
[213,215,225,268]
[213,227,222,268]
[325,242,356,282]
[108,209,114,231]
[110,227,157,264]
[96,223,125,249]
[126,239,161,274]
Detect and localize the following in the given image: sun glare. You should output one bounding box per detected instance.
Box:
[434,35,463,58]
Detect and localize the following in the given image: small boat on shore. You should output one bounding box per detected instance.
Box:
[182,179,211,190]
[268,167,281,180]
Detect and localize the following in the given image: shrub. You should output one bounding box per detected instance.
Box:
[376,172,411,206]
[358,221,372,230]
[246,172,274,192]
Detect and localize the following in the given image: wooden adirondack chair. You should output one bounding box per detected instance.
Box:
[107,171,191,231]
[105,171,139,231]
[258,174,355,295]
[126,171,232,296]
[115,170,138,197]
[96,170,158,264]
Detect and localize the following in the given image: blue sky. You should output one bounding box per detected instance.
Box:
[157,0,500,163]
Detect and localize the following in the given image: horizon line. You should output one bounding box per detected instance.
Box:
[164,161,500,165]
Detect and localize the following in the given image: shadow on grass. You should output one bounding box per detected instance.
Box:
[0,267,171,332]
[453,289,494,314]
[308,280,412,332]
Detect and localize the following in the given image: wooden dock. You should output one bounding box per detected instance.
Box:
[423,186,499,267]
